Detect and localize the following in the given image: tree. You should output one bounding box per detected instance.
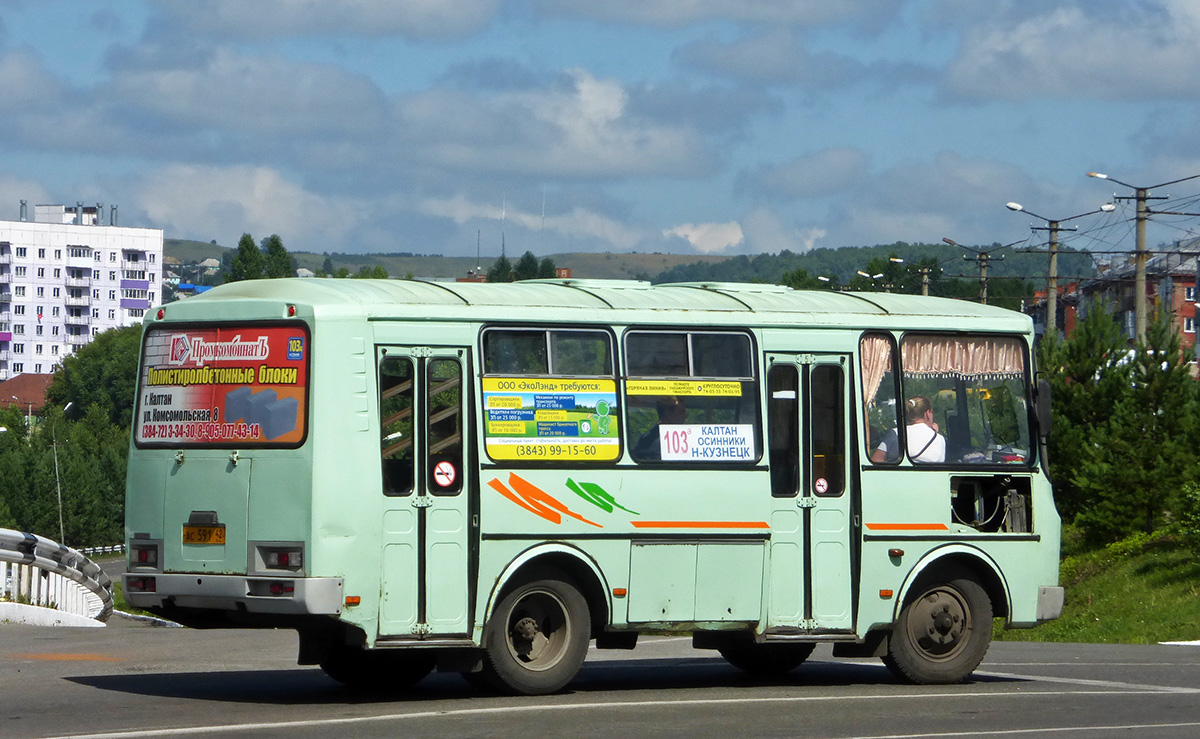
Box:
[1035,304,1132,523]
[779,267,829,290]
[321,256,335,276]
[512,251,540,282]
[538,257,557,279]
[227,233,265,282]
[45,325,143,428]
[354,265,388,279]
[487,254,513,283]
[262,234,294,278]
[1072,311,1198,542]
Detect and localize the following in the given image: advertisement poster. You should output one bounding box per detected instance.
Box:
[483,377,619,461]
[135,325,309,446]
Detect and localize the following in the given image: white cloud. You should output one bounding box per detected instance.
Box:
[421,193,646,250]
[395,69,713,178]
[133,164,356,251]
[945,3,1200,100]
[541,0,894,28]
[0,49,66,108]
[159,0,503,40]
[663,221,744,253]
[741,207,826,253]
[676,29,864,86]
[111,49,387,136]
[746,147,870,199]
[0,176,51,220]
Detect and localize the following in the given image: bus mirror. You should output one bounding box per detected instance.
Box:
[1035,378,1052,437]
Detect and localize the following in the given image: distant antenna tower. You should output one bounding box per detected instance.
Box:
[501,195,507,257]
[476,230,481,272]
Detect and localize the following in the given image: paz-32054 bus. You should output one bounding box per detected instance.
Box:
[124,278,1062,695]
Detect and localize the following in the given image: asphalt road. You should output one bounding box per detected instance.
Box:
[4,616,1200,739]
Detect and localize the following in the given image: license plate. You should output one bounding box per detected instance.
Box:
[182,525,226,545]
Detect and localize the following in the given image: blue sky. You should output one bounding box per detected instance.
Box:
[3,1,1200,260]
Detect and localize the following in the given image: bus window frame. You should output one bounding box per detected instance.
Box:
[132,319,312,451]
[478,323,623,467]
[622,327,763,467]
[860,331,903,466]
[894,330,1036,471]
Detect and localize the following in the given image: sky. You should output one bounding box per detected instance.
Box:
[3,0,1200,261]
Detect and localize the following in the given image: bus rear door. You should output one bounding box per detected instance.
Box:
[765,353,854,632]
[376,347,472,639]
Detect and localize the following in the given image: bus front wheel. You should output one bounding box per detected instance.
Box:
[883,570,992,684]
[481,573,590,695]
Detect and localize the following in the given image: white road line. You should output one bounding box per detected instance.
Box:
[978,669,1200,694]
[43,688,1186,739]
[842,720,1200,739]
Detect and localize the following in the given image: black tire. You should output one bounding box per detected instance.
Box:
[319,645,435,690]
[717,636,816,675]
[883,570,992,684]
[480,573,590,695]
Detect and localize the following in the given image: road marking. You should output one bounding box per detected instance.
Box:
[978,669,1200,694]
[14,652,123,662]
[43,688,1194,739]
[841,721,1200,738]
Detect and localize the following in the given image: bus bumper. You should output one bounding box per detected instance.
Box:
[123,573,343,616]
[1036,586,1065,622]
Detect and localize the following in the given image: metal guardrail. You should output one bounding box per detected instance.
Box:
[0,529,114,622]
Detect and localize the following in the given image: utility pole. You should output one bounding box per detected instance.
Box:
[1088,171,1200,341]
[943,238,1010,305]
[1006,201,1115,336]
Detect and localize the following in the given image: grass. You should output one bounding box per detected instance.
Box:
[994,528,1200,643]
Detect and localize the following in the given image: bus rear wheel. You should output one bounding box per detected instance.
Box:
[481,573,590,695]
[319,645,435,691]
[717,636,815,675]
[883,571,992,684]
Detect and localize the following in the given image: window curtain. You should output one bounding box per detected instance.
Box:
[900,335,1025,379]
[859,334,892,404]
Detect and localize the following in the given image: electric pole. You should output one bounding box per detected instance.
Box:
[943,238,1012,305]
[1006,201,1115,336]
[1088,171,1200,341]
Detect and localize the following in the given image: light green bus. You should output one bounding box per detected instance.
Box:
[123,278,1062,694]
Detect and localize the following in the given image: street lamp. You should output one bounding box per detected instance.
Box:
[12,395,29,429]
[1006,201,1115,337]
[1087,170,1200,341]
[51,402,72,545]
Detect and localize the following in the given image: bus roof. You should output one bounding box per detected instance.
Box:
[161,277,1032,332]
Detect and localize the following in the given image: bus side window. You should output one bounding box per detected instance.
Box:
[861,333,900,465]
[428,358,463,495]
[380,357,416,496]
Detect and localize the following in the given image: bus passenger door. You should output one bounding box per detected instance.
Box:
[765,354,854,632]
[376,347,472,639]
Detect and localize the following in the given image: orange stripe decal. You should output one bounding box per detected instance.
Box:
[631,520,770,529]
[865,523,949,531]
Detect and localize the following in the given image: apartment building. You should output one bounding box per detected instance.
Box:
[0,201,163,379]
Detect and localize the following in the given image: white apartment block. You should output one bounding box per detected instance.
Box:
[0,202,164,379]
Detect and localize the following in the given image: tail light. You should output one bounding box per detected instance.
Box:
[126,577,156,593]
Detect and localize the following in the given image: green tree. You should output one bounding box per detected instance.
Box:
[321,255,335,276]
[354,265,389,279]
[227,233,265,282]
[538,257,557,279]
[1036,305,1131,523]
[512,251,540,281]
[262,234,294,278]
[45,325,143,428]
[779,267,829,290]
[487,254,513,283]
[1073,311,1198,542]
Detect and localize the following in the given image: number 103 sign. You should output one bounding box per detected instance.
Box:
[659,424,755,461]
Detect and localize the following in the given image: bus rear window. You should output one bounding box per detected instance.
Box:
[134,324,309,447]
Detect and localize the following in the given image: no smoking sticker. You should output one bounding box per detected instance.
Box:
[814,477,829,494]
[433,460,457,488]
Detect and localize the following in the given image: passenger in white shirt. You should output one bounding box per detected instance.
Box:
[872,394,946,463]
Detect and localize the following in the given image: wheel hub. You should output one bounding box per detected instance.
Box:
[911,589,968,655]
[513,616,540,642]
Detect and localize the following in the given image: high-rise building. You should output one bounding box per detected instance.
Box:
[0,201,164,379]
